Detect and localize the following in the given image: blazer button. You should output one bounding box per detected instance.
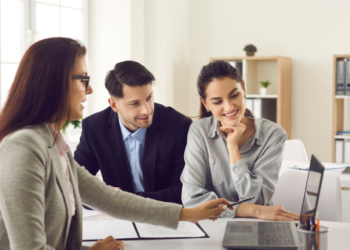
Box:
[226,212,231,217]
[210,160,214,164]
[234,168,239,173]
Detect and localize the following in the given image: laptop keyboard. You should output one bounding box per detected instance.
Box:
[258,222,296,246]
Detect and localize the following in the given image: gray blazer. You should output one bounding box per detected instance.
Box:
[0,124,182,250]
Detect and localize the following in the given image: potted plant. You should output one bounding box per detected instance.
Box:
[69,119,82,129]
[260,80,270,95]
[61,119,83,150]
[243,44,257,56]
[62,119,83,133]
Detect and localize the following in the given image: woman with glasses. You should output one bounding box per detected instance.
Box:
[0,38,231,250]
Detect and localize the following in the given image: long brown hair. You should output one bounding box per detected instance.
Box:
[0,37,86,142]
[197,60,243,119]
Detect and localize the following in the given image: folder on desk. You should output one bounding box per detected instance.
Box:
[83,220,208,241]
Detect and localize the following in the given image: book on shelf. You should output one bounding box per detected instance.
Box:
[345,140,350,164]
[336,60,345,95]
[346,60,350,95]
[227,60,243,78]
[335,139,344,163]
[335,137,350,164]
[245,98,262,118]
[337,131,350,136]
[253,99,262,118]
[245,98,276,122]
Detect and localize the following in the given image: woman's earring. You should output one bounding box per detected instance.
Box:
[206,109,210,113]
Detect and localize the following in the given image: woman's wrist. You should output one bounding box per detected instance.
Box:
[252,204,261,218]
[236,203,260,218]
[179,208,191,221]
[228,145,242,164]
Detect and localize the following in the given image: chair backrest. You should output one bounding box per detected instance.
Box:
[273,170,307,214]
[272,171,343,222]
[318,174,342,222]
[282,139,308,162]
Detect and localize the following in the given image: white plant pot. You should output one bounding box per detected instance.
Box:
[260,88,267,95]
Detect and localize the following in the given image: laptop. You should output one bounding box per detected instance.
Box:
[222,154,325,250]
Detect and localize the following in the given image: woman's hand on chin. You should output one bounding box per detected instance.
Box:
[220,122,246,147]
[255,205,300,221]
[179,198,233,223]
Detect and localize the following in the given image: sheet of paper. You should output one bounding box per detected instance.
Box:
[135,221,205,238]
[83,219,138,240]
[82,208,104,219]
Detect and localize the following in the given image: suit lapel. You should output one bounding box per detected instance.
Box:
[48,145,72,240]
[108,112,134,192]
[66,151,82,243]
[41,124,72,243]
[142,109,162,192]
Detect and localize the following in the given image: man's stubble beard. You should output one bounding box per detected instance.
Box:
[120,108,154,130]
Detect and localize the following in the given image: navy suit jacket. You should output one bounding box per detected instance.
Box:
[74,103,192,204]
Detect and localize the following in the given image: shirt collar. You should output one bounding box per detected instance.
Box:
[206,109,263,146]
[47,123,70,156]
[118,117,147,144]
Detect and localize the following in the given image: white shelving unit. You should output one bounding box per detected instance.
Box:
[210,56,292,139]
[335,96,350,99]
[335,135,350,140]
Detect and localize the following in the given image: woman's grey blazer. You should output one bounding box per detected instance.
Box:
[0,124,182,250]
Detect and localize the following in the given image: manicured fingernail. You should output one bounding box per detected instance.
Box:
[222,205,227,210]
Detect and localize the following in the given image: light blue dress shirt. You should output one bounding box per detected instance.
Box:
[181,110,287,218]
[119,118,147,193]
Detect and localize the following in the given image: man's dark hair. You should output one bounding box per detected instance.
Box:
[105,60,155,98]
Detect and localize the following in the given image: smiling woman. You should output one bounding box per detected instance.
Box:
[181,60,300,222]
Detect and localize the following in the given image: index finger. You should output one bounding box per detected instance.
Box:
[220,125,234,130]
[210,198,234,210]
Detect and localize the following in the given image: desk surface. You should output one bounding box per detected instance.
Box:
[82,215,350,249]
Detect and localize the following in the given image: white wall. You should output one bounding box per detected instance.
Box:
[144,0,189,114]
[186,0,350,162]
[89,0,132,115]
[89,0,350,162]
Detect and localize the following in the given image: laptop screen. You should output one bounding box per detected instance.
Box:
[299,155,324,226]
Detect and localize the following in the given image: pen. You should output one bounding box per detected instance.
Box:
[316,211,320,250]
[227,196,255,208]
[311,216,316,231]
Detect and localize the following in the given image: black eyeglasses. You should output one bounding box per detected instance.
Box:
[72,75,90,91]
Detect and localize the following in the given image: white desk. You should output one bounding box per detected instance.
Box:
[82,215,350,249]
[281,161,350,223]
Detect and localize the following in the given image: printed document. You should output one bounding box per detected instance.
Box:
[134,221,205,238]
[82,208,104,219]
[83,218,138,240]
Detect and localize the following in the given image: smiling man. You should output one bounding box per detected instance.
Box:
[74,61,192,204]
